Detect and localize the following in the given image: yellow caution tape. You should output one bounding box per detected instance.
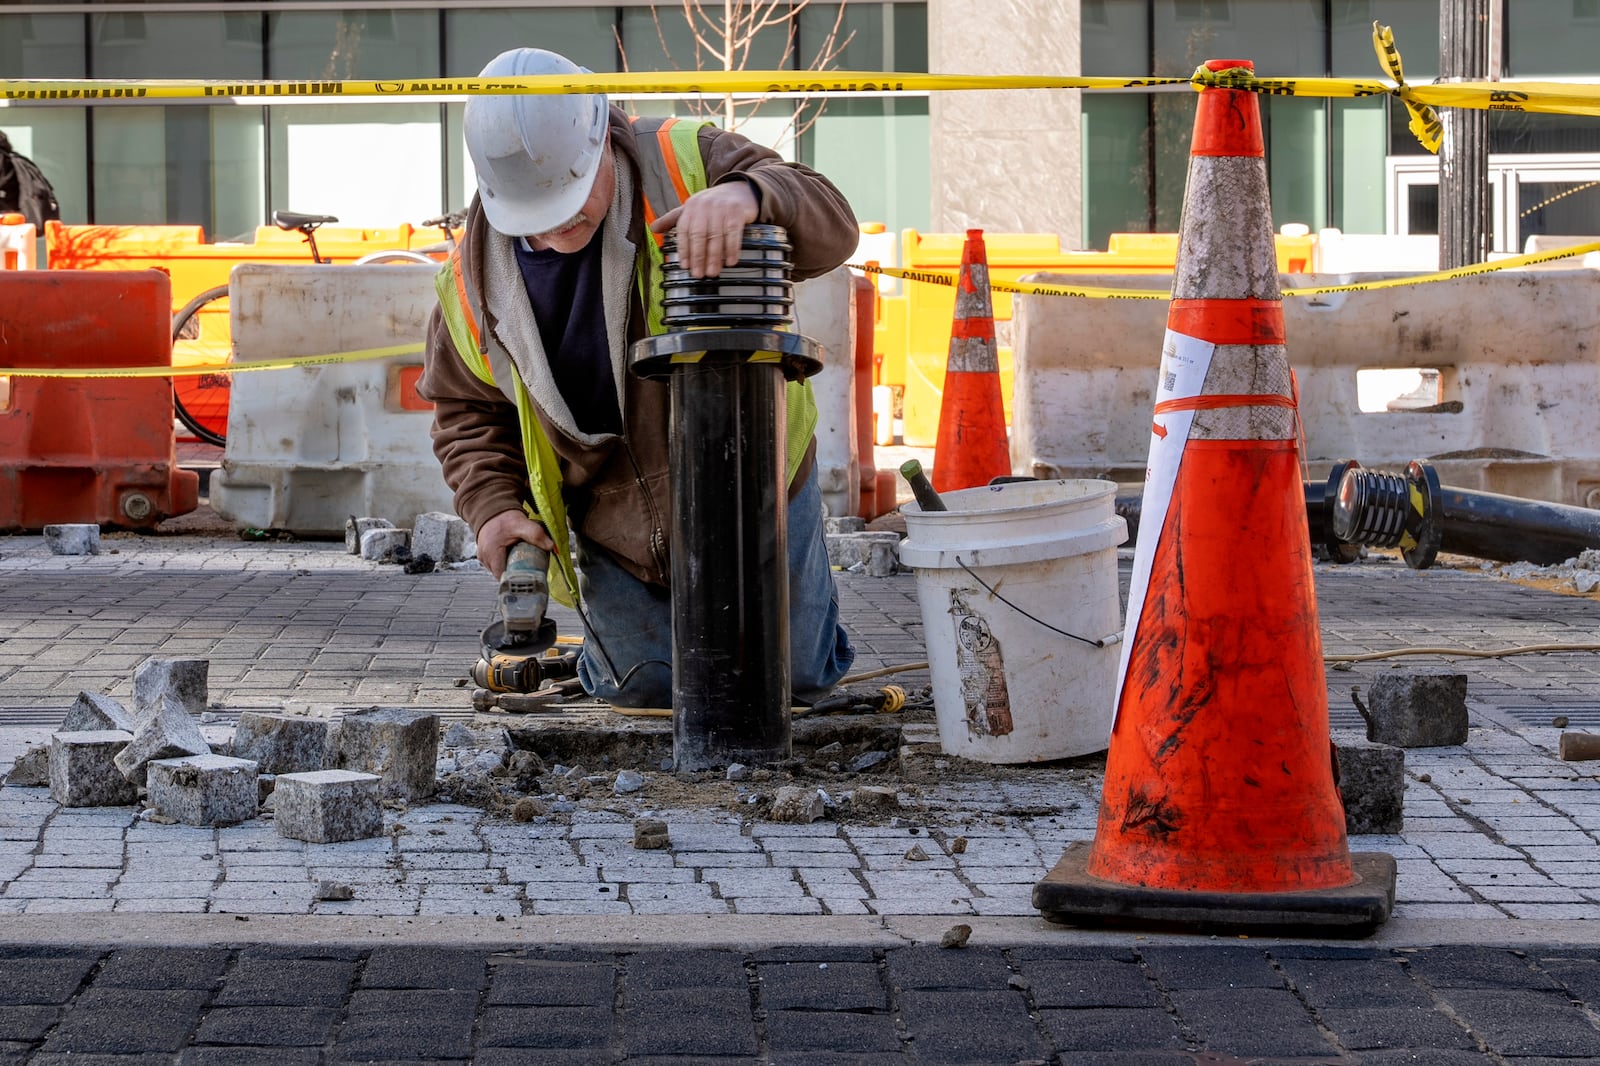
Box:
[0,71,1188,103]
[1371,22,1443,154]
[0,343,420,379]
[852,263,1168,301]
[850,240,1600,302]
[1283,240,1600,296]
[7,50,1600,131]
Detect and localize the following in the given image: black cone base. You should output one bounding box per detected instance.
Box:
[1033,842,1396,937]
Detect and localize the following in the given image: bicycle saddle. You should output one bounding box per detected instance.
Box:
[272,210,339,231]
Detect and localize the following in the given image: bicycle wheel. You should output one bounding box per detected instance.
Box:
[353,249,436,265]
[170,283,232,447]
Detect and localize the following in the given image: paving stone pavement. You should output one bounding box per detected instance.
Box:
[4,941,1600,1063]
[3,531,1600,1060]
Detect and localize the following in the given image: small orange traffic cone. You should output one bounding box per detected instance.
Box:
[931,229,1009,492]
[1032,60,1395,934]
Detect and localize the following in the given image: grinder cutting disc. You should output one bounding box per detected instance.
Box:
[479,616,558,660]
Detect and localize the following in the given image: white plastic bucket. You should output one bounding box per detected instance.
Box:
[899,479,1127,764]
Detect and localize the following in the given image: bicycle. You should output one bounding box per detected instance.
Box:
[171,209,458,446]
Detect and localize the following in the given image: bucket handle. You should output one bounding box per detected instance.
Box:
[956,556,1122,649]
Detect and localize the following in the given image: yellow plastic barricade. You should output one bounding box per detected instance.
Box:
[883,228,1315,446]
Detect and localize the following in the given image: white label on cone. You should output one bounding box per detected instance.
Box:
[1113,328,1216,724]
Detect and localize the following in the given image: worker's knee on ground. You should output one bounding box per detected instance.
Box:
[791,625,856,706]
[578,655,671,709]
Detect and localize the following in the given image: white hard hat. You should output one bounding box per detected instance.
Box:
[465,48,609,236]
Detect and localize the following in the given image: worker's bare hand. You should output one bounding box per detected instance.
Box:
[650,181,759,278]
[477,509,554,580]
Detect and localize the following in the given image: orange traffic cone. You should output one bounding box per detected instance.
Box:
[1032,59,1395,934]
[931,229,1009,492]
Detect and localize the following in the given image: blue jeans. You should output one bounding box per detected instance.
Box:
[574,469,854,708]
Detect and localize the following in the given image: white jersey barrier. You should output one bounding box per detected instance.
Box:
[793,266,858,521]
[210,263,452,534]
[1011,268,1600,509]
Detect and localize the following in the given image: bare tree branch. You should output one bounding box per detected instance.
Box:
[613,1,856,142]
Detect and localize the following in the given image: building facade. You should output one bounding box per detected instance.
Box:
[0,0,930,242]
[2,1,1598,253]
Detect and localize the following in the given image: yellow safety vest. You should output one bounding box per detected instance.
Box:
[433,116,818,607]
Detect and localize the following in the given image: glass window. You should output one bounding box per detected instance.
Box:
[0,11,87,77]
[796,4,930,235]
[1267,97,1327,231]
[269,103,442,229]
[803,96,930,235]
[92,11,263,79]
[1332,0,1435,77]
[0,12,88,225]
[266,10,438,80]
[1508,0,1600,75]
[619,5,794,76]
[1331,98,1387,232]
[1081,1,1150,246]
[799,3,926,72]
[444,9,616,76]
[89,10,266,232]
[1152,0,1324,77]
[1083,95,1151,247]
[266,12,442,229]
[1081,0,1146,76]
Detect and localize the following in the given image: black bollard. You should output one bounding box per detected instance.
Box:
[1332,459,1600,569]
[1112,461,1363,563]
[630,225,822,772]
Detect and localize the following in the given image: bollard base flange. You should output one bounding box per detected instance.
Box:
[1032,843,1396,937]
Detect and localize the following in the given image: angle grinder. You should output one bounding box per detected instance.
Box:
[471,542,578,693]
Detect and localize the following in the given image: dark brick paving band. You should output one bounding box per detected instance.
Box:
[3,942,1600,1063]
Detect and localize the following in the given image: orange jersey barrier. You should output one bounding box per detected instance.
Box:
[0,270,197,530]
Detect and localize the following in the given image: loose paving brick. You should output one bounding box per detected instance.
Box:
[48,731,137,808]
[114,695,211,786]
[272,770,382,844]
[326,708,438,802]
[230,713,329,774]
[132,659,209,720]
[146,754,258,826]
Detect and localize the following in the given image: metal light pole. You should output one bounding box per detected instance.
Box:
[1439,0,1492,268]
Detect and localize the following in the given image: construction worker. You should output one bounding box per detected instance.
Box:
[419,47,858,708]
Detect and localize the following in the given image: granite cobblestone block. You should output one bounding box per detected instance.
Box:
[48,731,138,808]
[232,712,330,774]
[132,658,209,720]
[274,770,383,844]
[114,694,211,786]
[60,692,136,734]
[327,708,438,802]
[146,754,258,827]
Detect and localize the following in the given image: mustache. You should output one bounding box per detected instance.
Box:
[539,211,589,237]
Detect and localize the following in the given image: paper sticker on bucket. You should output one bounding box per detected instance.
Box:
[950,591,1014,737]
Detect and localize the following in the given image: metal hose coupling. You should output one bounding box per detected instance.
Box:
[1334,457,1600,570]
[631,224,822,381]
[1331,460,1443,569]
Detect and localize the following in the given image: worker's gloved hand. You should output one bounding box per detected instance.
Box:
[477,509,554,580]
[650,180,759,278]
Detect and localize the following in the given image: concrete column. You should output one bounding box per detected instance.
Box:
[927,0,1082,247]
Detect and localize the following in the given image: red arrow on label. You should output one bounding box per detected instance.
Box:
[1152,422,1168,439]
